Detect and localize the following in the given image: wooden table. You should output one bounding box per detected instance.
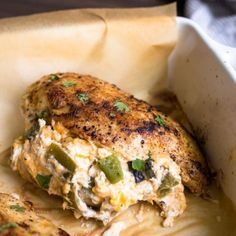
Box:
[0,0,184,19]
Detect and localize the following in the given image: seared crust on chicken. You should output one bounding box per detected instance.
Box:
[21,73,209,194]
[0,193,69,236]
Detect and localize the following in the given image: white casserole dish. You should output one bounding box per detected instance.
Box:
[169,17,236,208]
[0,9,235,235]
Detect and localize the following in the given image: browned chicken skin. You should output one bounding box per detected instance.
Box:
[21,72,209,194]
[0,193,69,236]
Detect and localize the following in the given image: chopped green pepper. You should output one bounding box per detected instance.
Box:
[98,155,123,184]
[46,143,77,172]
[157,173,179,198]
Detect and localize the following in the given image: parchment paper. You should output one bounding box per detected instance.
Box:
[0,3,235,236]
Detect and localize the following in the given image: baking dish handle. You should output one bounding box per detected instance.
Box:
[176,17,236,77]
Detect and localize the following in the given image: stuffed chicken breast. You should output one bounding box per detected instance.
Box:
[11,73,209,227]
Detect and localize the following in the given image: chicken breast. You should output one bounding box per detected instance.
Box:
[21,73,209,193]
[10,72,209,227]
[0,193,69,236]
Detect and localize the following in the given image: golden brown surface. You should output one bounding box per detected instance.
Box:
[0,193,69,236]
[22,72,209,194]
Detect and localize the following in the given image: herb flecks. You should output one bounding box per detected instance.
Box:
[75,93,89,104]
[0,223,17,232]
[131,159,145,171]
[155,115,166,127]
[114,100,129,113]
[10,204,25,213]
[63,81,77,88]
[49,74,60,81]
[128,157,156,183]
[36,174,52,189]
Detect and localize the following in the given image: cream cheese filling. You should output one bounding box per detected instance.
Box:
[11,119,186,226]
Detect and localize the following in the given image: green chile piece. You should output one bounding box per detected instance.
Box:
[98,155,124,184]
[157,173,179,198]
[46,143,77,172]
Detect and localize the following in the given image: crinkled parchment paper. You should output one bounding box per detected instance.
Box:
[0,3,235,235]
